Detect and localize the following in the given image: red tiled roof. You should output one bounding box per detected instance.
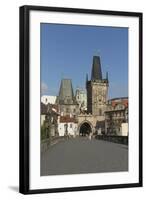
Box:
[110,99,128,108]
[123,99,128,107]
[60,115,77,123]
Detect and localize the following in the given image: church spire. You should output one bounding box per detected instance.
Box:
[91,56,102,80]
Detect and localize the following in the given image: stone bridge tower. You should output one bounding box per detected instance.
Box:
[56,79,79,116]
[86,56,109,116]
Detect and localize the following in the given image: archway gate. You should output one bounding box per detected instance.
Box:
[77,114,105,135]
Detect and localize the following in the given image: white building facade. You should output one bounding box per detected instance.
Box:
[120,123,128,136]
[41,95,56,105]
[58,116,78,137]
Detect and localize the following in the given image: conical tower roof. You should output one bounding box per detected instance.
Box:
[57,79,75,104]
[91,56,102,80]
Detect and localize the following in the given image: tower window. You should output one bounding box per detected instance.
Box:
[99,109,102,116]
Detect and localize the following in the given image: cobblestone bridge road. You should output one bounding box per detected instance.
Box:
[41,137,128,176]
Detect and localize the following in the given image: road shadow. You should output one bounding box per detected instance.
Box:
[8,186,19,193]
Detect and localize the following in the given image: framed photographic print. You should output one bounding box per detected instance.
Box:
[19,5,142,194]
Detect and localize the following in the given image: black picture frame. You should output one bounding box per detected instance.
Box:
[19,5,143,194]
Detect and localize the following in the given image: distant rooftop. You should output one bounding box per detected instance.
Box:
[108,97,128,101]
[107,97,128,108]
[59,115,77,123]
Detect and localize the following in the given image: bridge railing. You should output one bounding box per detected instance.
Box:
[95,135,128,145]
[41,136,69,153]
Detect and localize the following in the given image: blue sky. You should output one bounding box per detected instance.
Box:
[41,23,128,99]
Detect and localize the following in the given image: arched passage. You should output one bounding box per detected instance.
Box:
[79,122,92,136]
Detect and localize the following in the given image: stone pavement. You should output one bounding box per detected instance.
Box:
[41,137,128,176]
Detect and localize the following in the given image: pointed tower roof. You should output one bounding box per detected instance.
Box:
[86,73,88,83]
[91,56,102,80]
[57,79,75,104]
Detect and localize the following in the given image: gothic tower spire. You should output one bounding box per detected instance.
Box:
[86,73,88,84]
[91,56,102,80]
[58,79,74,104]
